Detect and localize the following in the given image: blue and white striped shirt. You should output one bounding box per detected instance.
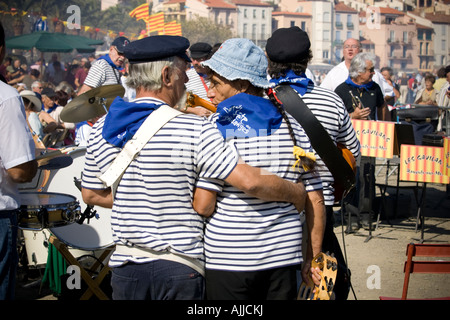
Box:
[81,97,239,268]
[198,109,323,272]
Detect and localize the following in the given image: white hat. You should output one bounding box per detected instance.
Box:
[20,90,42,112]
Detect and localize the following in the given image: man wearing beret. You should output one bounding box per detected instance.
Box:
[77,36,130,95]
[266,27,361,300]
[81,35,310,300]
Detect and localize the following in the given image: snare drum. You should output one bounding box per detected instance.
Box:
[43,147,114,250]
[18,192,80,230]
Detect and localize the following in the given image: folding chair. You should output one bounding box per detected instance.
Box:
[49,235,114,300]
[380,243,450,300]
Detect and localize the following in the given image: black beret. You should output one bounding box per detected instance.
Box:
[189,42,212,59]
[124,35,191,64]
[266,27,311,63]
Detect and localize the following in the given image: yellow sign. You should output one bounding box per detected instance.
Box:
[444,137,450,177]
[352,120,395,158]
[400,144,449,184]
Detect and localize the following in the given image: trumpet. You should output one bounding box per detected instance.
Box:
[185,92,217,113]
[349,90,371,120]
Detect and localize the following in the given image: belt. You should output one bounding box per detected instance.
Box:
[114,244,205,276]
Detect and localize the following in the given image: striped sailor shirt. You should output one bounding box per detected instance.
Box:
[81,97,239,268]
[185,67,210,100]
[83,58,121,89]
[198,109,323,272]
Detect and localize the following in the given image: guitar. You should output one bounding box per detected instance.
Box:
[333,143,357,203]
[298,252,338,300]
[186,92,217,113]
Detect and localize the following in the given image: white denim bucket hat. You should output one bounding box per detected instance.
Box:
[202,38,270,89]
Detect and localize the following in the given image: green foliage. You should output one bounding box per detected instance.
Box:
[181,17,233,45]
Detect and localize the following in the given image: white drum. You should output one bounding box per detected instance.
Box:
[22,229,95,268]
[43,147,114,250]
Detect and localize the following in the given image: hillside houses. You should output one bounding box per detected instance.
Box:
[123,0,450,73]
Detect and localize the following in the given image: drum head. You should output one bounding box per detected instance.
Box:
[44,148,113,250]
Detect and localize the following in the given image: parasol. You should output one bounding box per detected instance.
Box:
[5,31,103,53]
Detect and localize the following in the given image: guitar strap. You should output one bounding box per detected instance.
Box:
[99,105,183,197]
[274,84,355,192]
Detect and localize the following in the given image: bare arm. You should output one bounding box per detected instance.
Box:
[77,84,93,96]
[301,189,326,284]
[7,160,38,183]
[192,188,217,217]
[82,187,113,209]
[304,190,325,258]
[224,162,307,212]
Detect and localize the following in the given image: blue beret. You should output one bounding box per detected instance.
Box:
[124,35,191,64]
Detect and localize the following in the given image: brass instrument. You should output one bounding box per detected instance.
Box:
[349,90,371,120]
[186,92,217,113]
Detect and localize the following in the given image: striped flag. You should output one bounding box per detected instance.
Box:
[129,3,149,21]
[163,20,182,36]
[144,12,165,33]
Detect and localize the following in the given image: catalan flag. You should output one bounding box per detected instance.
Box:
[144,12,165,33]
[163,20,182,36]
[129,3,149,21]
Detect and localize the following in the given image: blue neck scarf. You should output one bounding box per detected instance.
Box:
[102,97,165,148]
[345,76,373,91]
[97,54,123,71]
[269,70,314,96]
[215,93,282,139]
[44,103,58,114]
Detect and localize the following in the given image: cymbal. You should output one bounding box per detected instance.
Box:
[36,150,73,170]
[60,84,125,123]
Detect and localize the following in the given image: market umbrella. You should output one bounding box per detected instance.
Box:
[5,31,103,53]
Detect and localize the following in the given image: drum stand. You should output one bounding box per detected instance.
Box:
[49,235,114,300]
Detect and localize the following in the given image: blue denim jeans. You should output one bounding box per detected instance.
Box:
[111,260,204,300]
[0,211,18,300]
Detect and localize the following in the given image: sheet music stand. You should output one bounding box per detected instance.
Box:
[376,123,417,230]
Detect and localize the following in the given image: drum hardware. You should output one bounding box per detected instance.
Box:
[60,84,125,123]
[43,147,114,250]
[76,205,97,225]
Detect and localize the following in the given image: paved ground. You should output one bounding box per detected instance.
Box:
[13,159,450,301]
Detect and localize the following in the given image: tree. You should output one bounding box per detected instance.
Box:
[181,17,233,45]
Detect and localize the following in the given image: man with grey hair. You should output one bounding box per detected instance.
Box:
[335,52,386,230]
[81,35,309,300]
[31,80,43,97]
[335,52,387,121]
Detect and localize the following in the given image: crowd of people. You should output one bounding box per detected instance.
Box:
[1,19,450,301]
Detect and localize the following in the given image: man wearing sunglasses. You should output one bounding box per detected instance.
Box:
[334,52,386,232]
[334,52,386,121]
[77,36,130,95]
